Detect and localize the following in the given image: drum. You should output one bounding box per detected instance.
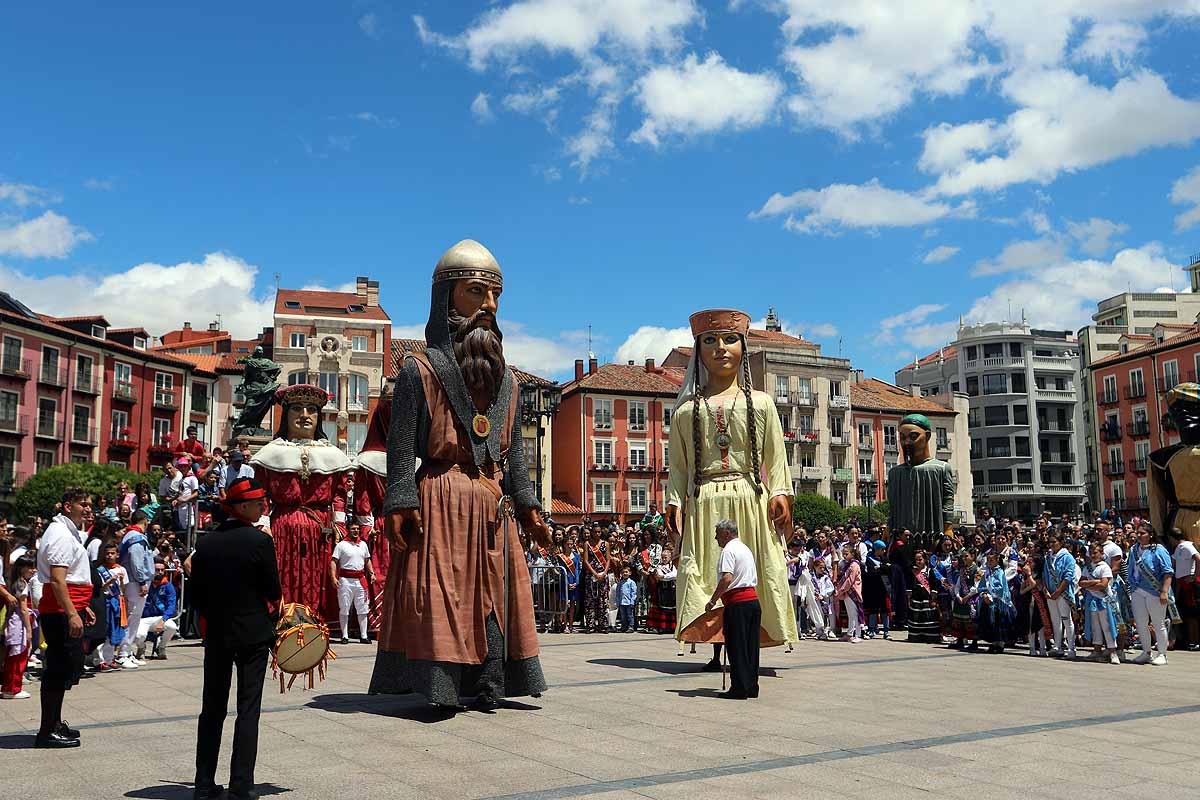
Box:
[273,602,335,691]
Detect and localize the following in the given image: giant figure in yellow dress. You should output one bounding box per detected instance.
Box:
[666,309,798,666]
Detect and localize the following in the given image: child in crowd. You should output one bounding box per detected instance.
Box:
[834,545,864,643]
[1080,543,1121,665]
[97,544,128,670]
[616,567,637,633]
[862,540,891,639]
[1021,555,1052,657]
[810,558,834,640]
[949,551,979,650]
[1,556,36,700]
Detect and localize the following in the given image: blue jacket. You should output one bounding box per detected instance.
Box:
[119,529,155,585]
[617,577,638,606]
[145,579,177,619]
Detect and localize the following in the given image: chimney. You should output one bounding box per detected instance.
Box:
[356,276,369,303]
[645,358,655,372]
[208,321,219,332]
[183,322,191,330]
[588,358,598,375]
[909,384,921,398]
[574,359,584,381]
[367,279,379,308]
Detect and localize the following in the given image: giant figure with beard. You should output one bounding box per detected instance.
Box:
[369,239,550,710]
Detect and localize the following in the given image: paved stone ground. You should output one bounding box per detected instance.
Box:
[1,633,1197,799]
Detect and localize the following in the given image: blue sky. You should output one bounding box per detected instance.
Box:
[4,1,1200,381]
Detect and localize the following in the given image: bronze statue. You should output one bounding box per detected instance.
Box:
[231,346,282,439]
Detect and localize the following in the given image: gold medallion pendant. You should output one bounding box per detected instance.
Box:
[472,414,491,438]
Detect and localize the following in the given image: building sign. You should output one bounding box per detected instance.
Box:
[829,395,850,409]
[802,466,824,480]
[832,468,853,482]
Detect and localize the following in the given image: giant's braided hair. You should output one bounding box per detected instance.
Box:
[690,337,764,497]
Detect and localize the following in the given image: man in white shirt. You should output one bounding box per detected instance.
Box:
[174,459,200,532]
[705,519,760,700]
[330,523,374,645]
[1172,535,1200,651]
[34,487,95,748]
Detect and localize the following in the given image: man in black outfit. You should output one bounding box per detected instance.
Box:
[190,477,281,800]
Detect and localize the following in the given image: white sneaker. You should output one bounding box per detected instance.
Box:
[1109,652,1121,665]
[1131,651,1153,665]
[1,691,31,699]
[117,658,139,670]
[1150,654,1167,666]
[134,656,148,666]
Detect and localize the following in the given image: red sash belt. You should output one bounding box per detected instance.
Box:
[39,583,93,614]
[337,568,369,595]
[723,586,758,605]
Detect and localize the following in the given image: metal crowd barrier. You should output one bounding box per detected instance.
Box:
[529,564,570,628]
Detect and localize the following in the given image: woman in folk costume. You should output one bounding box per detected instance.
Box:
[666,309,797,669]
[352,384,393,631]
[976,551,1015,653]
[251,384,352,616]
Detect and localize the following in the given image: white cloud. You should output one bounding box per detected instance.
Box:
[615,325,694,365]
[630,53,783,146]
[964,244,1183,330]
[922,245,960,264]
[298,281,357,293]
[874,303,947,345]
[1170,165,1200,232]
[777,0,989,134]
[929,69,1200,195]
[0,252,274,338]
[918,121,1003,174]
[972,237,1068,276]
[415,1,700,70]
[0,182,59,207]
[359,13,381,39]
[471,91,495,123]
[350,112,400,128]
[1072,21,1147,70]
[567,195,591,205]
[82,178,114,191]
[1065,217,1129,256]
[752,315,838,340]
[0,211,93,259]
[750,179,966,234]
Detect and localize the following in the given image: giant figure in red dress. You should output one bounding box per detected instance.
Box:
[352,384,392,631]
[251,384,352,614]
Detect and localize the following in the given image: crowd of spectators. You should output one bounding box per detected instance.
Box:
[521,505,1199,668]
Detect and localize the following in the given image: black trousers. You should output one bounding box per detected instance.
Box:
[195,639,270,794]
[723,599,761,696]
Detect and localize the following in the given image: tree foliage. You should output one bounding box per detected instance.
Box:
[791,493,847,529]
[12,462,157,524]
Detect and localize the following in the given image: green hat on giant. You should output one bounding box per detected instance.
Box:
[899,413,932,431]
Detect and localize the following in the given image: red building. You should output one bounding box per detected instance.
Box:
[550,358,683,524]
[0,294,206,501]
[1089,323,1200,515]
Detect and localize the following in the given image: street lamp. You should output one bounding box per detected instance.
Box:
[858,477,878,527]
[520,381,562,505]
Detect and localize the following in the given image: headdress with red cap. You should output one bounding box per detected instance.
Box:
[223,477,268,510]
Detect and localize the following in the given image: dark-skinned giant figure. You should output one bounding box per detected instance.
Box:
[369,239,550,711]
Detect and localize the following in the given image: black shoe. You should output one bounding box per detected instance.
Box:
[339,637,350,645]
[718,690,748,700]
[34,731,80,749]
[359,637,371,645]
[700,659,721,673]
[474,690,500,712]
[227,790,256,800]
[192,785,223,800]
[56,720,80,739]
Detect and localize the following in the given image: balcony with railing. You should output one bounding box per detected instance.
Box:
[883,439,899,453]
[794,429,820,445]
[1099,424,1122,442]
[1040,450,1076,464]
[937,439,951,454]
[1042,484,1086,495]
[1035,386,1077,402]
[1105,496,1128,510]
[74,371,99,394]
[112,382,138,403]
[70,423,98,445]
[973,483,1036,497]
[1032,355,1075,368]
[153,390,178,410]
[0,413,29,436]
[1098,390,1120,406]
[1127,419,1150,437]
[38,366,67,387]
[1124,384,1147,400]
[1039,420,1074,433]
[791,391,817,407]
[625,457,657,474]
[829,433,849,447]
[1130,456,1148,473]
[857,437,874,450]
[35,416,64,440]
[0,470,26,494]
[1103,461,1125,477]
[0,357,31,380]
[1157,376,1181,393]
